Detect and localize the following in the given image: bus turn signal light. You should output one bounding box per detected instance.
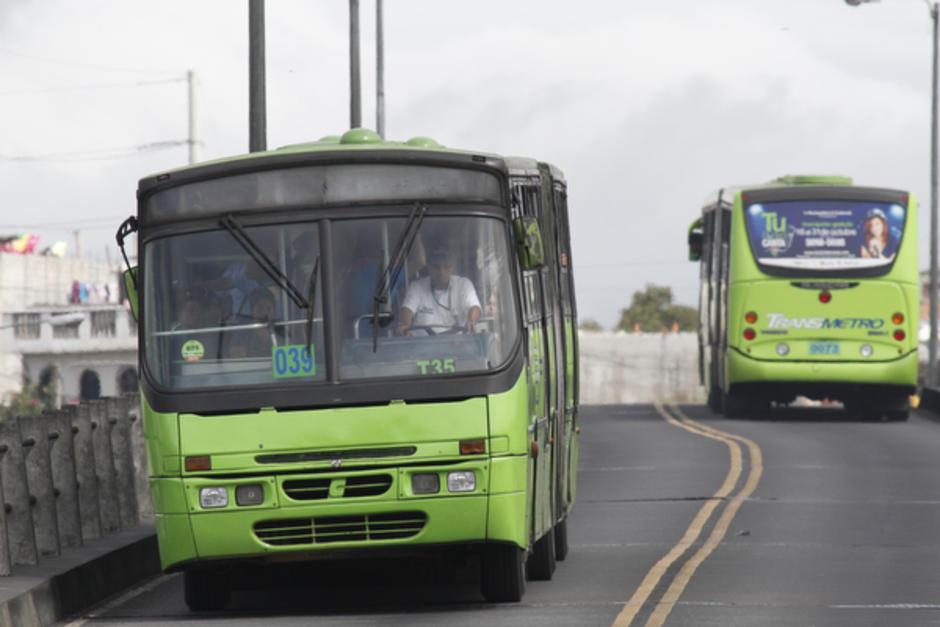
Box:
[743,328,756,341]
[894,329,906,342]
[892,312,905,325]
[819,291,832,304]
[745,311,758,324]
[185,455,211,472]
[459,439,486,455]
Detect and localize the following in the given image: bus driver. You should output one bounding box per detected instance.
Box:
[398,248,482,335]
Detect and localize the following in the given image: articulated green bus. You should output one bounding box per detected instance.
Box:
[688,175,918,420]
[116,129,579,609]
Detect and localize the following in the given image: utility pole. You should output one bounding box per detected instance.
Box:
[350,0,362,129]
[187,70,198,164]
[249,0,267,152]
[929,2,939,386]
[376,0,385,137]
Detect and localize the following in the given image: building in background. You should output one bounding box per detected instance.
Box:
[0,253,136,405]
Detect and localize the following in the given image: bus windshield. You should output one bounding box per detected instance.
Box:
[143,214,519,391]
[744,199,907,272]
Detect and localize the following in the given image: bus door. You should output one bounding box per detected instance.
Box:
[552,182,578,509]
[716,204,732,389]
[537,164,567,523]
[512,179,554,539]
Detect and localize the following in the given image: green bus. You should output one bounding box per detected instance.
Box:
[688,175,918,420]
[116,129,580,609]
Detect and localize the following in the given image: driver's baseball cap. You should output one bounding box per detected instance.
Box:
[429,248,456,265]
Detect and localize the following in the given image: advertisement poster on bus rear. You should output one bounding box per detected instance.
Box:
[745,200,906,270]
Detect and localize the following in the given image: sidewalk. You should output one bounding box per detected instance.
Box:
[0,525,158,627]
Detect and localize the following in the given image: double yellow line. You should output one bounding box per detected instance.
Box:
[611,403,764,627]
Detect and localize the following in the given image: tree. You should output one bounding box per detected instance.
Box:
[617,284,698,333]
[579,319,604,332]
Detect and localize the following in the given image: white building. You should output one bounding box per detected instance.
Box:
[0,253,135,405]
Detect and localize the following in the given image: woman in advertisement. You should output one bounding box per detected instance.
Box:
[860,208,893,259]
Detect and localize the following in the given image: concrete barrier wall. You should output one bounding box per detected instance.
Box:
[579,331,705,404]
[0,395,147,576]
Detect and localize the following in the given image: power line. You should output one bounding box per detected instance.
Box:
[0,140,189,163]
[0,47,180,75]
[0,77,185,96]
[0,215,128,230]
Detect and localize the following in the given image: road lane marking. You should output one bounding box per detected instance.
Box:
[644,405,763,627]
[62,574,177,627]
[610,404,744,627]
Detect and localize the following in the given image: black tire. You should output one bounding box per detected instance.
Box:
[527,527,556,581]
[184,569,231,612]
[721,391,742,418]
[553,517,569,562]
[707,386,721,414]
[480,543,526,602]
[886,409,910,422]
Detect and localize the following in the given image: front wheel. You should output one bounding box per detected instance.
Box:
[554,517,569,562]
[480,544,526,603]
[183,569,231,612]
[527,527,556,581]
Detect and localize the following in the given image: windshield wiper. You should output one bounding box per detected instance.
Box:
[372,203,427,352]
[305,254,320,357]
[219,214,308,309]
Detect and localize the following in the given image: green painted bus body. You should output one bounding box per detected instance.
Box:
[129,131,580,600]
[691,177,918,414]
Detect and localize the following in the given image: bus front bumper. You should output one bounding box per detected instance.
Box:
[152,455,528,572]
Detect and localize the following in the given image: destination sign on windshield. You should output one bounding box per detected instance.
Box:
[745,199,906,270]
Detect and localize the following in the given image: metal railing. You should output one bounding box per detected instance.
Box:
[0,395,149,575]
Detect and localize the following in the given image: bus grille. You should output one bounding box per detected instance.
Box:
[253,512,427,547]
[282,474,393,501]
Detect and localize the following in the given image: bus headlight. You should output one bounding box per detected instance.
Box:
[860,344,874,358]
[411,473,440,494]
[775,343,789,356]
[199,487,228,509]
[447,471,476,493]
[235,484,264,506]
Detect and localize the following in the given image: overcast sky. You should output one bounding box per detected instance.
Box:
[0,0,934,327]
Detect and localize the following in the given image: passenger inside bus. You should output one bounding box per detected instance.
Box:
[398,248,482,335]
[225,288,278,358]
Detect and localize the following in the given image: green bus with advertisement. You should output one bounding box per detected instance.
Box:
[688,175,918,420]
[116,129,580,609]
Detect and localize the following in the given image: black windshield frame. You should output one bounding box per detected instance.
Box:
[741,186,910,279]
[136,203,526,414]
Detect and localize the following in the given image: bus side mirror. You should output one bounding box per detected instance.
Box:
[514,217,545,270]
[124,267,139,321]
[688,218,703,261]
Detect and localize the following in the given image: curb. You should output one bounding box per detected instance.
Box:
[0,525,159,627]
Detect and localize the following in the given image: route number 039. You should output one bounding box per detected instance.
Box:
[272,345,316,379]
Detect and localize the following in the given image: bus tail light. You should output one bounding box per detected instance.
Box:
[892,312,905,325]
[819,291,832,304]
[459,439,486,455]
[743,328,756,341]
[894,329,906,341]
[860,344,874,358]
[775,343,789,356]
[744,311,758,324]
[185,455,211,472]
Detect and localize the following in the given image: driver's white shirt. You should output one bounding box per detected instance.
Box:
[402,275,481,329]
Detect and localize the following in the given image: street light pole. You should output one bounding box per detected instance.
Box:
[376,0,386,138]
[847,0,939,387]
[249,0,267,152]
[928,1,939,386]
[349,0,362,129]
